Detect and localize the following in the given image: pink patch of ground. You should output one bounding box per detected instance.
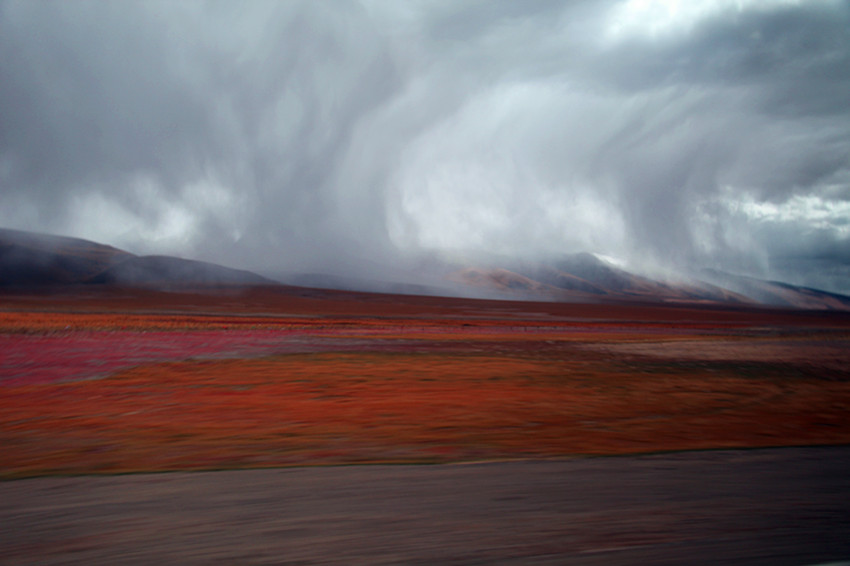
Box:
[0,330,350,386]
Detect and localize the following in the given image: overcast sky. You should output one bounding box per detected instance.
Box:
[1,0,849,292]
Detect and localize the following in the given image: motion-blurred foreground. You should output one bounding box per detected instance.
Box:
[3,448,849,565]
[2,255,849,563]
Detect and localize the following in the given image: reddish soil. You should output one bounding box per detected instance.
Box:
[2,286,849,478]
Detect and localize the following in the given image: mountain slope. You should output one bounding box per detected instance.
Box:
[450,267,565,294]
[700,269,850,311]
[454,254,850,310]
[0,228,132,286]
[4,228,849,310]
[0,229,273,288]
[88,255,276,287]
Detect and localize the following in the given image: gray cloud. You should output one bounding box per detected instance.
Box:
[1,0,849,292]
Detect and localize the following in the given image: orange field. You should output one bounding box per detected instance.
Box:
[2,287,850,478]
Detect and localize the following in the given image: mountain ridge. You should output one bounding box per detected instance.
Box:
[453,253,850,311]
[0,228,274,288]
[2,228,849,310]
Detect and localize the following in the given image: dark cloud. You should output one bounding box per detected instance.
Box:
[1,0,849,293]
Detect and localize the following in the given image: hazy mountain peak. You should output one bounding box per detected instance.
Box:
[3,228,850,310]
[0,229,273,289]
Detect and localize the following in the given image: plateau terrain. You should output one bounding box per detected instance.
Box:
[2,229,849,564]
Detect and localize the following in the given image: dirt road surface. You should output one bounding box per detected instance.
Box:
[2,446,849,565]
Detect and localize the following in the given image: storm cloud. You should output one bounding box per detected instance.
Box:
[1,0,849,291]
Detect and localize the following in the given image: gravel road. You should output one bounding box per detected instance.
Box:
[2,447,849,565]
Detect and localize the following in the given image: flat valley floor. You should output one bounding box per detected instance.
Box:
[2,286,849,563]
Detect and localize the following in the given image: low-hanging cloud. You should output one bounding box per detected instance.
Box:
[1,0,849,292]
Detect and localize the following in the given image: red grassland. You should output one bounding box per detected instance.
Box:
[2,286,850,478]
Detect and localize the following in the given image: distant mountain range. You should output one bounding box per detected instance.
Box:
[2,228,849,310]
[699,268,850,311]
[451,252,850,311]
[0,228,274,288]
